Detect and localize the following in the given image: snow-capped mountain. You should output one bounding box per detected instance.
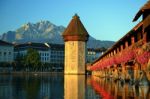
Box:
[0,20,114,48]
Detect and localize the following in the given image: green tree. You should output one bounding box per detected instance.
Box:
[24,48,41,71]
[15,53,24,71]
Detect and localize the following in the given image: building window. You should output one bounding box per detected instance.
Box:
[9,52,11,55]
[42,57,44,61]
[4,52,6,56]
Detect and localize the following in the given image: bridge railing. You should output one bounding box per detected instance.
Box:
[90,40,150,71]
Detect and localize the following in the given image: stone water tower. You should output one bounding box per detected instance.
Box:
[62,14,89,74]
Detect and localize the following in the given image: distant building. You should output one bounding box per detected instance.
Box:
[49,44,64,69]
[0,40,14,63]
[14,42,51,63]
[14,42,64,70]
[87,48,105,63]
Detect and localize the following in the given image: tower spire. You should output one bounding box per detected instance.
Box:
[62,14,89,41]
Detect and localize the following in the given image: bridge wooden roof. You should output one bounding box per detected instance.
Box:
[92,21,143,65]
[133,0,150,21]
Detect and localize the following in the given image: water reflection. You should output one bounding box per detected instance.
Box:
[0,74,64,99]
[64,75,101,99]
[90,76,150,99]
[0,74,149,99]
[64,75,85,99]
[0,74,102,99]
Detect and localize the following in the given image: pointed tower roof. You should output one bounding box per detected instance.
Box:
[133,0,150,21]
[62,14,89,41]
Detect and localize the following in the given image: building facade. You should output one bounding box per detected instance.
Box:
[14,42,51,63]
[49,44,64,70]
[0,40,14,63]
[14,42,64,70]
[87,48,105,63]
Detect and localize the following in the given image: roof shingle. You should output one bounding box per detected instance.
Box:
[62,14,89,41]
[133,0,150,21]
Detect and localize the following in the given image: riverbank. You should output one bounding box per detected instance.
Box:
[0,71,64,75]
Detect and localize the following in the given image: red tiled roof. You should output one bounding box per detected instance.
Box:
[133,0,150,21]
[62,14,89,41]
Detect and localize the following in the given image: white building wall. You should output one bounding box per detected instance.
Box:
[14,50,27,59]
[39,50,51,63]
[50,50,64,64]
[0,46,14,62]
[87,51,96,63]
[14,49,51,63]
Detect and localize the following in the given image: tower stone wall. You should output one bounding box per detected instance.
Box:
[65,41,86,74]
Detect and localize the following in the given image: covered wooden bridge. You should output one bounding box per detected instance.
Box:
[90,1,150,82]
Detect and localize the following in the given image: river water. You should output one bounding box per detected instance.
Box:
[0,74,149,99]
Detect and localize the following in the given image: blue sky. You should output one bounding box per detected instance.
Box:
[0,0,147,41]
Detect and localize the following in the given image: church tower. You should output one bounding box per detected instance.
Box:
[62,14,89,74]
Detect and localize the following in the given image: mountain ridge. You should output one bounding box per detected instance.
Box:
[0,20,114,48]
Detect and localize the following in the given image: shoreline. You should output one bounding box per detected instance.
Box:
[0,72,64,75]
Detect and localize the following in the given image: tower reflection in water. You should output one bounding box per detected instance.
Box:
[90,76,150,99]
[64,75,85,99]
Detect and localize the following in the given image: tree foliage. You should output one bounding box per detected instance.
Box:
[24,48,41,71]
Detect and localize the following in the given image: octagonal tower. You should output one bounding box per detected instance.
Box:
[62,14,89,74]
